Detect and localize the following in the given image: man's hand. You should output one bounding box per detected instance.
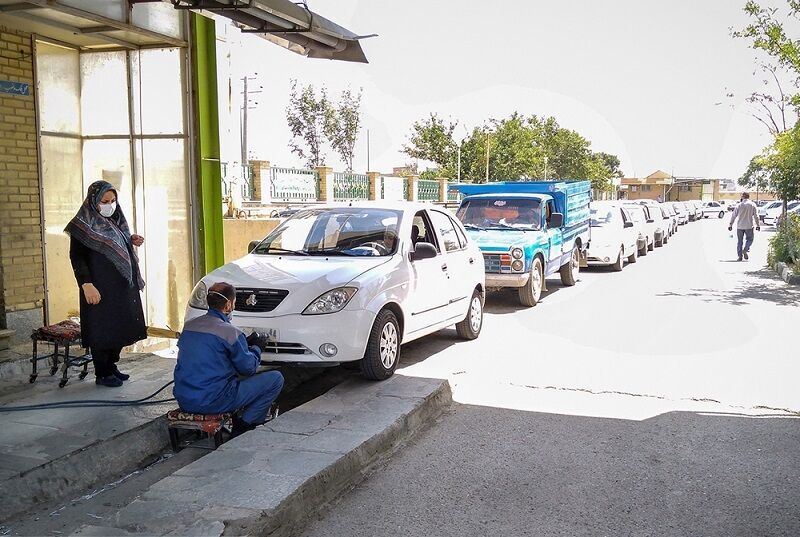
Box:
[728,226,732,232]
[756,226,761,231]
[82,283,101,305]
[246,332,270,350]
[131,234,144,247]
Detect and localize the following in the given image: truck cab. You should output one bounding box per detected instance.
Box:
[453,181,592,307]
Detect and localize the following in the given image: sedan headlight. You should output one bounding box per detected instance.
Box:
[511,247,523,259]
[303,287,358,315]
[188,280,208,310]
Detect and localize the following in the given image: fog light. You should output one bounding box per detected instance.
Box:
[319,343,338,357]
[511,260,524,271]
[603,257,610,262]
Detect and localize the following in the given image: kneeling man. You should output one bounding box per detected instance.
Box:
[173,282,284,435]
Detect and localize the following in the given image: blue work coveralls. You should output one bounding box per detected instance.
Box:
[173,309,284,424]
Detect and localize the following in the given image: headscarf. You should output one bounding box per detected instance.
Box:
[65,180,145,290]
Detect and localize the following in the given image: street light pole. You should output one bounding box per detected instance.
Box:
[457,144,461,182]
[484,131,490,182]
[544,155,548,180]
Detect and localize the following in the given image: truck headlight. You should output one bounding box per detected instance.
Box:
[303,287,357,315]
[511,260,524,272]
[511,248,523,259]
[188,280,208,310]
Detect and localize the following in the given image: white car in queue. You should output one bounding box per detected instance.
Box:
[701,201,726,219]
[623,203,657,255]
[587,201,640,270]
[185,202,486,380]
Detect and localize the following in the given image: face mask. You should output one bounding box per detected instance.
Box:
[98,201,117,217]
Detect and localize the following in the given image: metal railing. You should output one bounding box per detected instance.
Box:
[447,186,461,203]
[270,167,319,201]
[333,172,369,200]
[418,179,440,201]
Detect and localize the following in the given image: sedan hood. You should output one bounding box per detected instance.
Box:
[204,254,391,316]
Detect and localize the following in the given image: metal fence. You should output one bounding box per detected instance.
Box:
[418,179,440,201]
[333,172,370,200]
[270,167,319,201]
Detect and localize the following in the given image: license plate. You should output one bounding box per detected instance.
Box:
[242,327,279,342]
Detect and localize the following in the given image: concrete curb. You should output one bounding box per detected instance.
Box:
[1,408,172,523]
[774,261,800,285]
[75,375,452,537]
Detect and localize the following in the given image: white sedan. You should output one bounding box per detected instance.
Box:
[185,202,486,380]
[587,202,640,270]
[701,201,726,219]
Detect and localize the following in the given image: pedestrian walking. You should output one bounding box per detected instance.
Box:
[65,180,147,387]
[728,192,760,261]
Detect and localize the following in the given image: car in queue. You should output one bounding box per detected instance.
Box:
[764,200,800,226]
[640,202,671,246]
[682,202,699,222]
[661,203,679,236]
[701,201,726,219]
[586,201,640,271]
[623,203,656,255]
[776,204,800,227]
[671,202,689,225]
[452,181,592,307]
[758,200,782,222]
[185,202,486,380]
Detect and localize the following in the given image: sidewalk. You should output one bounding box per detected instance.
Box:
[0,351,176,522]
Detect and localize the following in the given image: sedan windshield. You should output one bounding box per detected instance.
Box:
[253,208,402,257]
[590,208,615,227]
[456,198,541,230]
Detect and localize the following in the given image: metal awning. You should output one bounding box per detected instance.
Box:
[170,0,374,63]
[0,0,187,49]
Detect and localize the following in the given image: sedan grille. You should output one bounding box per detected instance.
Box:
[235,288,289,313]
[260,342,310,355]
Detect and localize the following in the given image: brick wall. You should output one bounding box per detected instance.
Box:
[0,27,44,314]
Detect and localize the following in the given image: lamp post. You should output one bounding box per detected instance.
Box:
[543,155,548,180]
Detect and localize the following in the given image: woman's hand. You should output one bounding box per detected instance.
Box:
[82,283,101,305]
[131,234,144,247]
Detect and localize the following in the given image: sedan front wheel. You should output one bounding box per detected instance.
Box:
[360,309,400,381]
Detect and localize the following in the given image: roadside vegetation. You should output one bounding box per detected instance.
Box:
[734,0,800,269]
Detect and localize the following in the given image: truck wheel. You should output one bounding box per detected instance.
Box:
[559,247,579,286]
[628,246,638,264]
[519,257,543,307]
[611,248,624,271]
[456,289,483,340]
[360,309,400,381]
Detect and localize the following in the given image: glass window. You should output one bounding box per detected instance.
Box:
[456,197,541,230]
[130,48,185,135]
[36,42,80,134]
[590,208,614,227]
[131,3,185,39]
[82,139,133,214]
[450,215,468,248]
[430,210,460,252]
[412,213,435,249]
[80,51,130,136]
[60,0,125,21]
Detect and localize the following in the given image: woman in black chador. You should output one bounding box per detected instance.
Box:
[65,180,147,387]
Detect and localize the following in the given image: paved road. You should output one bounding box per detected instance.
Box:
[303,219,800,537]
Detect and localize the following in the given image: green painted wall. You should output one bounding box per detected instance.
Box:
[190,13,225,274]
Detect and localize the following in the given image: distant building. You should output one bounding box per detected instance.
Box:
[620,170,721,202]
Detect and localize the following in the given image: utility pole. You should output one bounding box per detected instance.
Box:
[484,131,490,182]
[457,144,461,182]
[544,155,548,180]
[240,74,262,168]
[366,129,370,171]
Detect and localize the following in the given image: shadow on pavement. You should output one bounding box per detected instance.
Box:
[400,329,460,367]
[484,283,566,315]
[656,267,799,307]
[302,404,800,537]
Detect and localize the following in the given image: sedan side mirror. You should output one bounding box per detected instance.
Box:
[624,221,634,228]
[248,240,261,254]
[549,212,564,228]
[647,219,655,224]
[410,242,437,261]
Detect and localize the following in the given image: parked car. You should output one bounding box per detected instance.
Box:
[776,204,800,227]
[764,200,800,226]
[185,202,486,380]
[759,200,783,223]
[645,204,671,246]
[661,203,678,236]
[454,180,591,307]
[623,203,656,255]
[683,201,700,221]
[671,202,689,225]
[586,201,640,271]
[701,201,726,219]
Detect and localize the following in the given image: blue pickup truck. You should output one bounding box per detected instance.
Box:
[452,181,592,306]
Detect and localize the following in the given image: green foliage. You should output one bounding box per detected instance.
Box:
[402,112,619,190]
[768,213,800,265]
[286,79,330,168]
[324,88,363,172]
[733,1,800,80]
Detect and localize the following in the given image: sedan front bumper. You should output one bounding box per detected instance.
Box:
[485,273,530,288]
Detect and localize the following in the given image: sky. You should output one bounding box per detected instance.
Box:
[228,0,787,180]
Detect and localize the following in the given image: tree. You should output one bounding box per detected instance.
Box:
[286,79,331,168]
[325,88,363,172]
[401,113,458,176]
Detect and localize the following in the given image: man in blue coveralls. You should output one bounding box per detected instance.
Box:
[173,282,284,436]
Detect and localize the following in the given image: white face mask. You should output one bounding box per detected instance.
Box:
[98,201,117,217]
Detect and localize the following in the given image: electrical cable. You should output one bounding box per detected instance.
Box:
[0,380,175,413]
